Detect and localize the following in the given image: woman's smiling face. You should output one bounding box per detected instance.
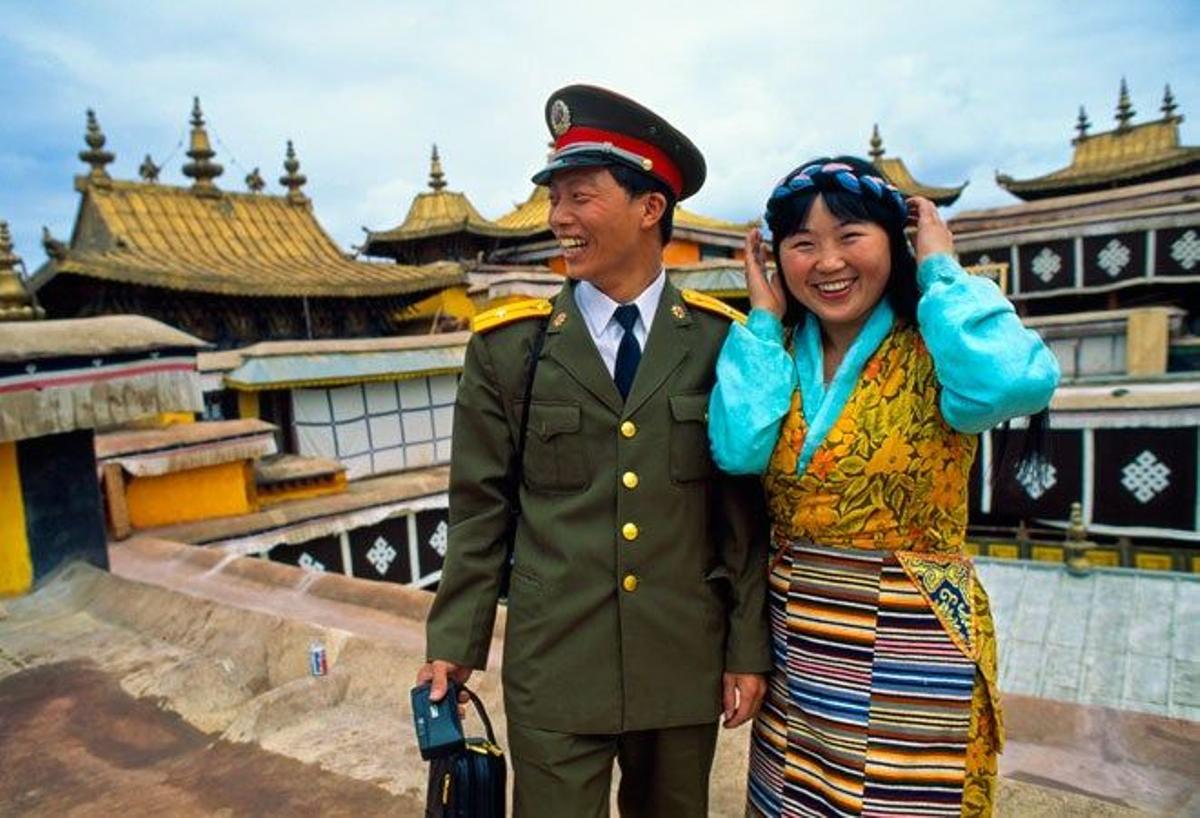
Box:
[778,194,892,338]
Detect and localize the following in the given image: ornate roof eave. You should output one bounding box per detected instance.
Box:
[996,149,1200,201]
[874,157,967,206]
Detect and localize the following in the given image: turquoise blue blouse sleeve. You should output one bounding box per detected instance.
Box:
[917,253,1061,434]
[708,308,796,474]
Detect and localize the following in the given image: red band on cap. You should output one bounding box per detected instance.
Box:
[555,126,683,197]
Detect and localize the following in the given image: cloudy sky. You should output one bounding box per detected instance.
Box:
[2,1,1197,271]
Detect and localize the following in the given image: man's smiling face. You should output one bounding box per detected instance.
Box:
[548,166,648,288]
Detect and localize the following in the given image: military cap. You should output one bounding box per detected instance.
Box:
[531,84,706,200]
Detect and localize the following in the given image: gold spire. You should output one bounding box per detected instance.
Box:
[428,144,447,191]
[79,109,115,185]
[139,154,161,183]
[181,97,223,196]
[868,124,884,163]
[0,222,44,321]
[245,167,265,193]
[1073,106,1091,142]
[279,140,308,204]
[1161,83,1179,120]
[1115,78,1135,130]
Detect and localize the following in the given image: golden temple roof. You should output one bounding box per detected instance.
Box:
[0,221,43,321]
[33,109,463,299]
[869,125,966,206]
[997,81,1200,201]
[365,146,512,245]
[492,185,754,237]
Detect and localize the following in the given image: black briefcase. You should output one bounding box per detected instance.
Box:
[425,686,506,818]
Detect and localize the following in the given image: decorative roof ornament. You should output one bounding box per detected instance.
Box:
[139,154,161,183]
[279,140,308,204]
[0,221,43,321]
[79,109,115,185]
[428,145,447,191]
[1073,106,1091,142]
[868,124,885,163]
[181,97,224,196]
[1115,78,1135,130]
[245,167,265,193]
[42,226,68,261]
[1161,84,1179,121]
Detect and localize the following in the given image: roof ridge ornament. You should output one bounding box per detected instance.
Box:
[1115,78,1135,131]
[0,221,43,322]
[245,167,265,193]
[868,124,885,163]
[1161,83,1179,121]
[181,97,224,196]
[41,226,68,261]
[139,154,161,183]
[79,109,115,185]
[429,144,447,191]
[1073,106,1091,143]
[279,140,308,204]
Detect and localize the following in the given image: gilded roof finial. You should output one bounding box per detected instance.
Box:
[0,221,44,322]
[79,109,115,184]
[429,144,447,191]
[1074,106,1091,140]
[41,226,67,261]
[245,167,265,193]
[279,140,308,204]
[868,124,885,163]
[181,97,224,196]
[1115,78,1135,130]
[139,154,161,183]
[1161,83,1179,120]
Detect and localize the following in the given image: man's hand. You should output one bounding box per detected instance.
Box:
[416,659,473,716]
[721,672,767,729]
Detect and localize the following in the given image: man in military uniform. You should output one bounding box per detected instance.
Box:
[418,85,771,818]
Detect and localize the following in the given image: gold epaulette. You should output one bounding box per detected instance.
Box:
[681,289,746,324]
[471,299,553,333]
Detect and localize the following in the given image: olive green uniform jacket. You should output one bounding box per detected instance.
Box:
[426,280,772,734]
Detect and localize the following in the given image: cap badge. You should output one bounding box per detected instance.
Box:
[549,99,572,137]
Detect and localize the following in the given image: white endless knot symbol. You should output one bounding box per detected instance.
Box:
[1171,229,1200,270]
[298,552,326,572]
[428,520,449,557]
[977,254,992,264]
[1016,457,1057,500]
[367,536,397,575]
[1097,239,1131,278]
[1031,247,1062,283]
[1120,451,1171,504]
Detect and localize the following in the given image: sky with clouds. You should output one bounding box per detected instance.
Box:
[1,0,1197,272]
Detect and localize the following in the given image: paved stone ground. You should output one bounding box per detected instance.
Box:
[0,540,1191,816]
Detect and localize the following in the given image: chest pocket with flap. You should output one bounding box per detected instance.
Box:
[669,392,716,483]
[520,401,589,492]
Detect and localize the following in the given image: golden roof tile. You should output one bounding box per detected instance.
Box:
[34,178,463,298]
[869,125,966,206]
[998,82,1200,201]
[365,146,511,243]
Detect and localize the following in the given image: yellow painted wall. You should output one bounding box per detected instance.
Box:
[237,391,260,420]
[0,441,32,596]
[125,460,254,529]
[662,239,701,266]
[1032,545,1064,562]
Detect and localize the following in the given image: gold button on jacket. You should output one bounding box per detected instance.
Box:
[622,522,639,541]
[427,281,772,734]
[622,574,639,593]
[622,471,639,489]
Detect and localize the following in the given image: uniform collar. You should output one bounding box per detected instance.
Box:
[574,269,666,338]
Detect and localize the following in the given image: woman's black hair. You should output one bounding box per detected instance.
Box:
[764,154,918,329]
[764,153,1051,492]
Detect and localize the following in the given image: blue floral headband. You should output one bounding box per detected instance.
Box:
[766,161,907,219]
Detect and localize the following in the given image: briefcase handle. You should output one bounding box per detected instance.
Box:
[461,684,499,746]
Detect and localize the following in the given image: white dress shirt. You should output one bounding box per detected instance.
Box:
[573,270,666,377]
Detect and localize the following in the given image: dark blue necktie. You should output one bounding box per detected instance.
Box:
[612,304,641,400]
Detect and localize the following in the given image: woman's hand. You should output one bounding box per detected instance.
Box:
[744,227,787,318]
[908,196,955,266]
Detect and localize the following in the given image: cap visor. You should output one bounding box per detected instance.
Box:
[530,152,646,186]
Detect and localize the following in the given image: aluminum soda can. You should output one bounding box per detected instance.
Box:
[309,641,328,676]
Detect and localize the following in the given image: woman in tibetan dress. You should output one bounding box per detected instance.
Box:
[708,156,1060,818]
